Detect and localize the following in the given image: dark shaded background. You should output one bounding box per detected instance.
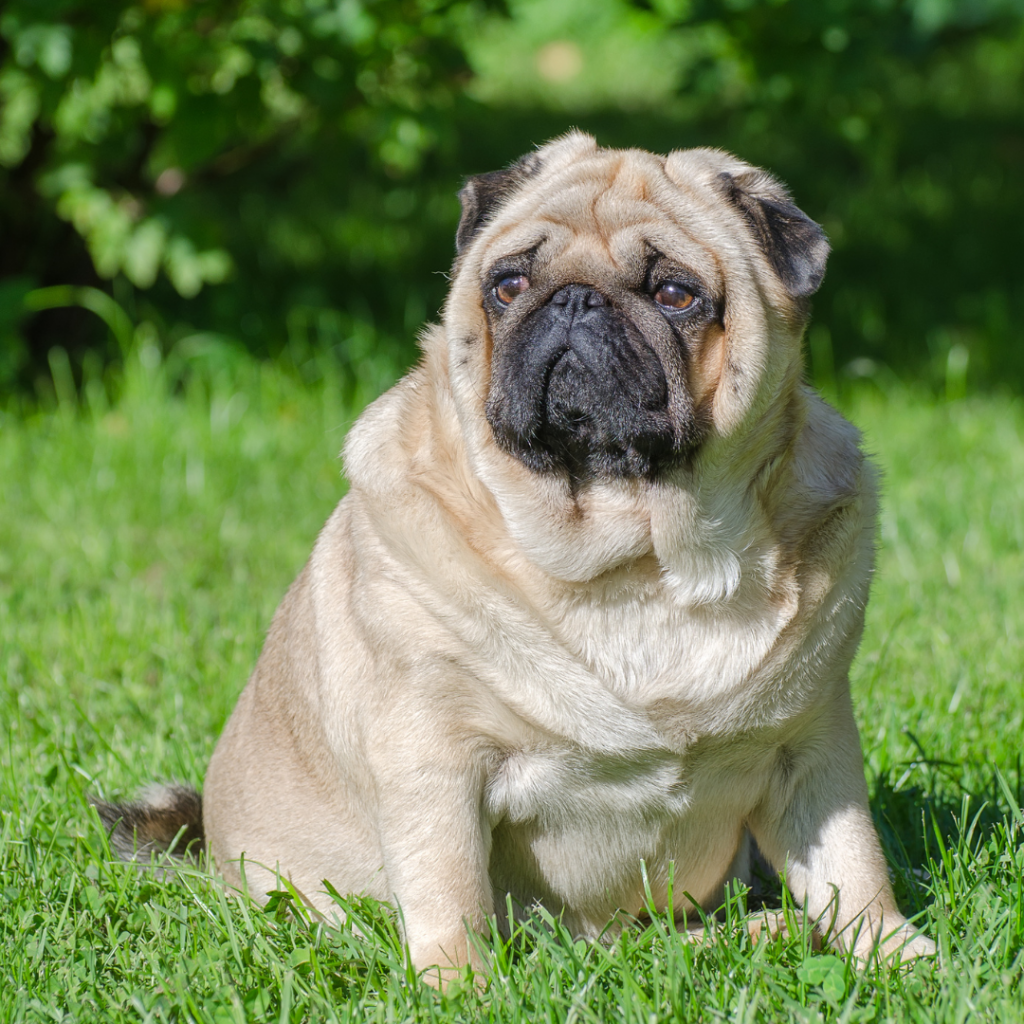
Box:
[2,0,1022,398]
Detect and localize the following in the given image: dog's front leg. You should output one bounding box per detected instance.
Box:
[373,754,494,986]
[748,688,936,961]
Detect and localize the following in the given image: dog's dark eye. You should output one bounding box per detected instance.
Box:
[653,282,696,311]
[495,275,530,305]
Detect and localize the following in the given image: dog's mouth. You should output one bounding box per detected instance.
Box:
[485,285,684,479]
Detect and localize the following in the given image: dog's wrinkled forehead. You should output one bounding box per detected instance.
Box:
[457,132,829,301]
[478,149,725,288]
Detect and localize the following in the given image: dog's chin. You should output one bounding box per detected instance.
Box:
[486,349,684,481]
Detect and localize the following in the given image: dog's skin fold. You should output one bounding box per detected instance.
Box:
[97,133,935,982]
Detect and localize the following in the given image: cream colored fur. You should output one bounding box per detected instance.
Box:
[202,133,934,980]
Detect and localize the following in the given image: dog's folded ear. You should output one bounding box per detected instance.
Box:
[717,169,830,298]
[456,151,544,254]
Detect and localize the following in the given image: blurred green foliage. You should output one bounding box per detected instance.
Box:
[2,0,1023,396]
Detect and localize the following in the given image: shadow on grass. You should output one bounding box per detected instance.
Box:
[870,748,1023,914]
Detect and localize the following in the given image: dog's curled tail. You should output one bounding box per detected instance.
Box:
[92,784,205,866]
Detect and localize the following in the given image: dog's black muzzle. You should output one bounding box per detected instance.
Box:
[486,283,677,480]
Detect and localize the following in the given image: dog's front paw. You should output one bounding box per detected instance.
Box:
[854,921,936,964]
[888,925,937,962]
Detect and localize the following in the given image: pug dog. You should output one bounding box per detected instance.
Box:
[97,132,935,980]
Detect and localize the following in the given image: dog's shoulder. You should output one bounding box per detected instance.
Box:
[781,389,876,570]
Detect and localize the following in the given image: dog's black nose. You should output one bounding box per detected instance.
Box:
[549,284,608,310]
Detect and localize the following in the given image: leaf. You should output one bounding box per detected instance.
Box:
[289,946,311,967]
[164,237,204,298]
[123,219,168,289]
[0,68,40,166]
[263,889,294,921]
[796,955,848,1003]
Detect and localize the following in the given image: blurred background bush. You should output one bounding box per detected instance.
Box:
[2,0,1022,400]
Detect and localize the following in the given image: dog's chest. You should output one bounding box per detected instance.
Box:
[486,745,689,830]
[483,738,773,926]
[554,579,792,714]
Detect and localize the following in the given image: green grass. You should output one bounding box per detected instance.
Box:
[1,346,1022,1022]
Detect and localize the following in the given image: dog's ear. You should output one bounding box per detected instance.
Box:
[717,170,830,298]
[456,152,544,254]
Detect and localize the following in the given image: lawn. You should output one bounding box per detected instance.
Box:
[1,345,1021,1022]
